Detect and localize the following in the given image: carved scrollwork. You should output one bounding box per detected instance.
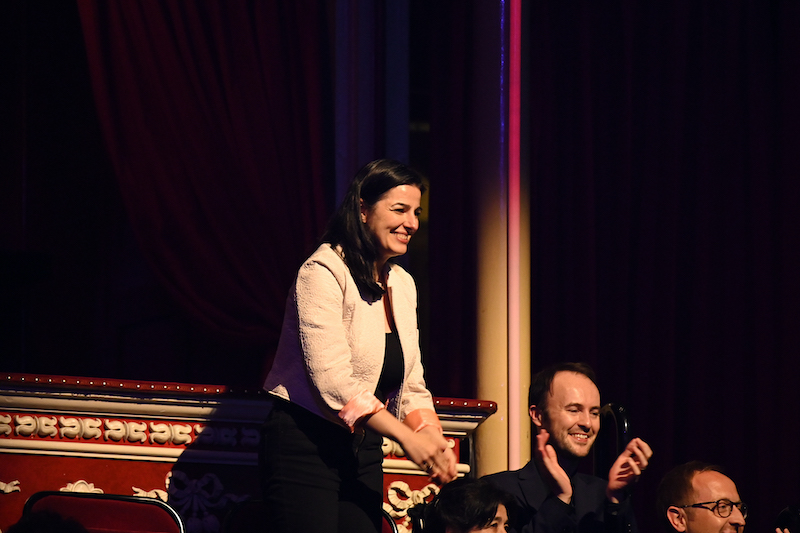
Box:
[171,423,193,445]
[61,480,103,493]
[0,480,21,494]
[2,413,258,448]
[14,415,36,436]
[14,415,57,438]
[104,419,147,442]
[149,422,171,444]
[193,424,243,447]
[382,504,413,533]
[168,471,249,533]
[383,481,440,533]
[104,419,125,441]
[149,422,193,445]
[215,426,237,446]
[381,437,405,457]
[133,471,171,501]
[39,416,58,437]
[85,418,103,439]
[59,417,102,440]
[127,421,148,442]
[194,424,209,443]
[239,427,259,447]
[0,414,11,436]
[132,486,168,501]
[60,417,81,438]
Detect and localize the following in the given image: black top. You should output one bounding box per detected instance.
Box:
[376,330,404,403]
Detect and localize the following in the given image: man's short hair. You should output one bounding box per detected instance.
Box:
[528,362,598,411]
[655,461,727,532]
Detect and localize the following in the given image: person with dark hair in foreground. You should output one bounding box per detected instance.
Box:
[260,159,457,533]
[7,511,89,533]
[484,362,653,533]
[413,477,514,533]
[657,460,789,533]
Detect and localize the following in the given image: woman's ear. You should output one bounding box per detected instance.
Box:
[666,507,687,532]
[360,198,367,223]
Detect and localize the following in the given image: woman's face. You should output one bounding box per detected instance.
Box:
[469,504,509,533]
[360,184,422,268]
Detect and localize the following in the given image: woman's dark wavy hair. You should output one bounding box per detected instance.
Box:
[411,477,514,533]
[321,159,426,301]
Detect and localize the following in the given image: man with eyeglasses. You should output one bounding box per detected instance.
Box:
[484,362,653,533]
[656,461,757,533]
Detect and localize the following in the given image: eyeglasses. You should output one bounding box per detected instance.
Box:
[678,499,748,519]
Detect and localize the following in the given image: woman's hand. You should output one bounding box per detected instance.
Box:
[412,426,457,484]
[364,410,457,484]
[400,429,457,484]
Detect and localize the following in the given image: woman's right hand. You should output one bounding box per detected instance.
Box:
[364,409,457,484]
[400,427,457,484]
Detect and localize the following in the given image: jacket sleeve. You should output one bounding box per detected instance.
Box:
[603,497,637,533]
[533,482,637,533]
[294,256,383,425]
[532,496,579,533]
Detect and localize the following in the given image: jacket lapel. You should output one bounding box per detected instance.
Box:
[517,461,550,511]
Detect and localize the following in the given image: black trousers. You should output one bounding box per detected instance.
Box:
[259,400,383,533]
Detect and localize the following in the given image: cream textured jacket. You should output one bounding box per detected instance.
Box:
[263,244,436,429]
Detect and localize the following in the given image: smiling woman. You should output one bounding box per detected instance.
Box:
[360,184,422,273]
[259,159,456,533]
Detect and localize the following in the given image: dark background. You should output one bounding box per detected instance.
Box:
[3,2,800,532]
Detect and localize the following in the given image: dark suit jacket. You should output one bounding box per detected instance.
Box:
[484,461,637,533]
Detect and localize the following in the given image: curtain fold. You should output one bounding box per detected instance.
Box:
[76,1,332,369]
[525,4,800,532]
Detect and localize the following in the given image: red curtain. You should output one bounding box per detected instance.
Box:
[76,1,332,377]
[415,1,505,401]
[523,4,800,532]
[418,2,800,531]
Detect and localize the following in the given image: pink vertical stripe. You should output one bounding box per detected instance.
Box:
[508,0,522,470]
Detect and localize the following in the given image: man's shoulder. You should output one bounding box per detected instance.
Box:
[483,462,539,491]
[484,461,534,479]
[483,469,520,487]
[484,468,523,481]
